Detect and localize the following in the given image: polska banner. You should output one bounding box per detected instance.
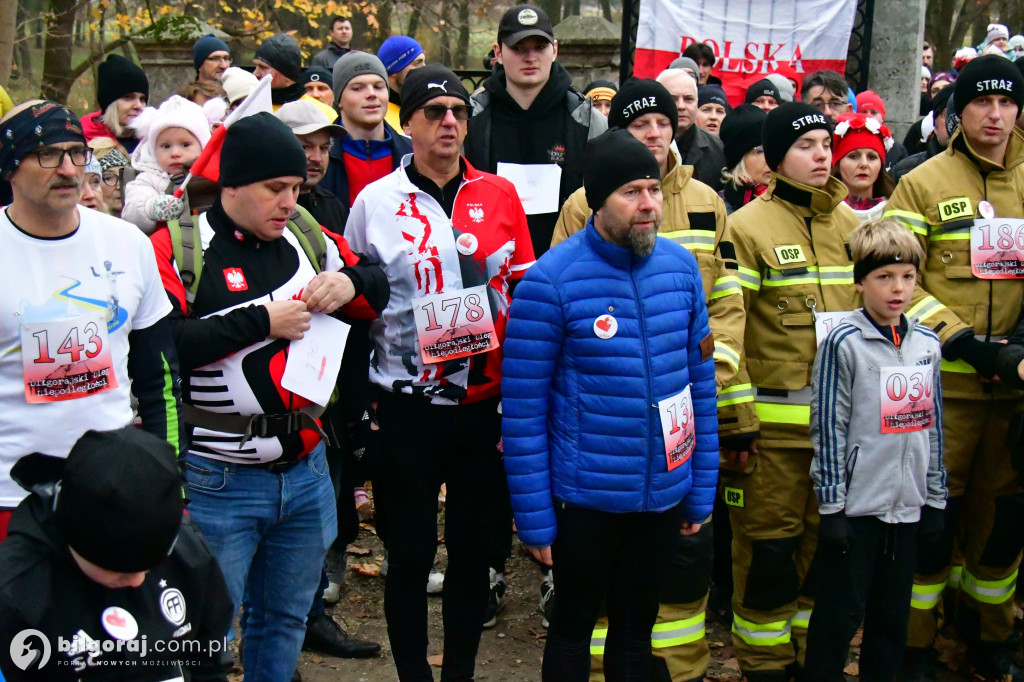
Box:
[634,0,859,105]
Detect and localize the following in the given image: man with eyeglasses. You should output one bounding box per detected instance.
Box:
[0,100,184,543]
[344,64,534,682]
[801,70,852,127]
[98,148,129,218]
[193,33,231,83]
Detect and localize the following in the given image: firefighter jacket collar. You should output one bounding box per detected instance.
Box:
[764,173,849,216]
[948,126,1024,174]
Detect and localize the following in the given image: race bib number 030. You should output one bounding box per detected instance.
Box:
[412,285,498,364]
[879,366,934,434]
[971,219,1024,279]
[658,385,696,471]
[21,313,117,403]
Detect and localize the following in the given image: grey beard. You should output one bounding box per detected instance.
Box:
[627,226,657,256]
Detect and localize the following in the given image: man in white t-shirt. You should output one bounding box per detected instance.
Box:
[0,100,184,540]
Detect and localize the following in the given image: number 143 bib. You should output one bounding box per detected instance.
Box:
[21,313,117,403]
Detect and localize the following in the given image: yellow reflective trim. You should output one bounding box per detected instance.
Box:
[949,566,962,588]
[910,580,946,610]
[590,626,608,655]
[651,613,706,648]
[884,209,930,236]
[961,568,1017,605]
[710,276,743,300]
[941,358,976,373]
[714,344,741,370]
[790,609,812,630]
[761,276,821,287]
[661,230,715,250]
[719,383,754,407]
[732,614,791,647]
[736,266,762,290]
[907,295,944,322]
[755,402,811,425]
[931,233,970,241]
[721,383,752,395]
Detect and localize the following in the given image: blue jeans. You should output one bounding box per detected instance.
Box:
[184,443,337,682]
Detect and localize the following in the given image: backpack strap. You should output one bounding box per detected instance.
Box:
[167,210,204,302]
[288,204,327,273]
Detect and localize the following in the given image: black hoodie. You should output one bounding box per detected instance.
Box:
[0,487,233,680]
[465,62,605,256]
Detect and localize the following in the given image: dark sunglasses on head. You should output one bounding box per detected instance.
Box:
[421,104,470,122]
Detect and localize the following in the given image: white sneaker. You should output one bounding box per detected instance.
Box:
[427,566,445,595]
[323,581,341,604]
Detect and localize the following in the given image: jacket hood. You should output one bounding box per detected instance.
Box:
[483,62,574,116]
[764,173,849,216]
[130,136,171,178]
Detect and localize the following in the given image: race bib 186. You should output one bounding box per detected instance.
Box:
[658,385,696,471]
[971,219,1024,279]
[879,366,934,434]
[21,313,117,403]
[411,285,498,364]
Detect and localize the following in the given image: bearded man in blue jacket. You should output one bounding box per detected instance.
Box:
[502,128,719,682]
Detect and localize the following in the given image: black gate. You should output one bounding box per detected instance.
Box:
[619,0,874,89]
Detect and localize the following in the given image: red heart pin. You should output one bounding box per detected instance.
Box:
[596,317,611,332]
[106,611,126,628]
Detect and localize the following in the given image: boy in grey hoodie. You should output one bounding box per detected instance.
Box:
[805,219,948,681]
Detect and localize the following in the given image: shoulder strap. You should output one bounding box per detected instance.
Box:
[288,204,327,273]
[167,210,204,303]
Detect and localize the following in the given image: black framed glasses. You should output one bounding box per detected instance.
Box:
[31,147,92,168]
[101,170,121,187]
[421,104,470,122]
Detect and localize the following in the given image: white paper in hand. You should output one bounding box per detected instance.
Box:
[281,314,351,406]
[496,162,562,215]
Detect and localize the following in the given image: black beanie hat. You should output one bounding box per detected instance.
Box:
[608,77,679,139]
[720,104,767,170]
[583,128,661,212]
[97,54,149,112]
[55,428,184,573]
[220,112,307,187]
[254,33,303,83]
[954,54,1024,115]
[192,33,230,74]
[698,84,731,110]
[745,78,781,106]
[400,64,471,125]
[762,102,832,170]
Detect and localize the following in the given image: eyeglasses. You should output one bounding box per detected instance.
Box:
[812,99,849,112]
[752,145,764,154]
[31,147,92,168]
[420,104,470,122]
[205,55,231,64]
[101,170,121,187]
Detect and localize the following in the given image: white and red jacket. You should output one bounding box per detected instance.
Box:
[344,155,535,405]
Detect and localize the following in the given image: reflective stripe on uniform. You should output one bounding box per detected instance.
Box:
[651,612,706,648]
[818,265,855,286]
[884,209,930,237]
[711,275,743,300]
[661,230,715,251]
[960,568,1017,605]
[931,232,970,241]
[737,266,762,291]
[714,343,741,370]
[949,566,962,588]
[941,358,976,373]
[907,295,945,323]
[790,609,812,630]
[590,626,608,655]
[763,265,820,287]
[718,383,754,407]
[755,386,812,425]
[732,613,792,647]
[910,580,946,610]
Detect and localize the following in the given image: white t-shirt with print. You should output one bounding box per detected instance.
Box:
[0,206,171,507]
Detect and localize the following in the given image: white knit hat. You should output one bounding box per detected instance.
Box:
[131,95,226,162]
[988,23,1010,44]
[221,67,259,105]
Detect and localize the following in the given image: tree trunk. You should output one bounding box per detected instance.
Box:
[0,0,18,87]
[41,0,77,102]
[14,2,31,80]
[599,0,612,23]
[925,0,991,73]
[454,0,469,69]
[437,0,452,66]
[407,1,422,37]
[539,0,560,26]
[375,0,392,51]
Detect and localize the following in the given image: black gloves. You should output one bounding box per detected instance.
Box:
[945,334,1002,379]
[996,343,1024,390]
[818,512,853,553]
[918,506,945,546]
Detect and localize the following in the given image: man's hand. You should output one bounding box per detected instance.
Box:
[529,546,553,566]
[265,300,311,340]
[722,438,758,470]
[302,271,356,314]
[680,521,702,536]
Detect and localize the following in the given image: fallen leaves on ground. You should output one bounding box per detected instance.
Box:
[427,654,444,667]
[351,562,381,577]
[345,545,371,556]
[844,661,859,675]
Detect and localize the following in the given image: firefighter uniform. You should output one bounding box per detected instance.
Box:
[552,155,744,681]
[719,173,861,676]
[883,127,1024,654]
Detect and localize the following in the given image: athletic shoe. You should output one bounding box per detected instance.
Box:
[483,568,506,628]
[539,570,555,628]
[426,566,445,595]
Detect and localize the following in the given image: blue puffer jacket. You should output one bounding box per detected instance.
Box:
[502,221,719,548]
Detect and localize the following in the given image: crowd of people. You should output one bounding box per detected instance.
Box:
[2,5,1024,682]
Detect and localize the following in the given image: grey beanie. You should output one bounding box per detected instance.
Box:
[254,33,302,83]
[669,56,700,76]
[332,51,388,107]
